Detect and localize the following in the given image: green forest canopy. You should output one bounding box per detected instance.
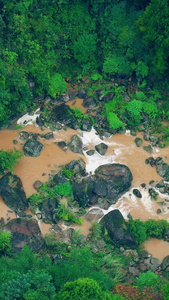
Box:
[0,0,169,124]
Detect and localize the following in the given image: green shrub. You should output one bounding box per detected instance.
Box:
[53,182,73,197]
[106,112,125,130]
[128,218,169,245]
[143,100,158,119]
[48,73,66,98]
[56,204,82,224]
[0,231,12,255]
[135,61,149,78]
[56,278,112,300]
[135,91,146,100]
[127,219,147,245]
[29,182,73,205]
[137,271,161,292]
[0,148,23,174]
[126,100,143,126]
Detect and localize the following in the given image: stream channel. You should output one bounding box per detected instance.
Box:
[0,98,169,261]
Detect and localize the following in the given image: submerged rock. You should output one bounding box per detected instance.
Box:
[101,209,137,248]
[42,132,54,140]
[18,131,30,141]
[4,218,45,252]
[23,139,44,157]
[0,173,28,213]
[143,145,153,154]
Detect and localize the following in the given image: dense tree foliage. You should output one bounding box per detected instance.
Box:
[0,0,169,125]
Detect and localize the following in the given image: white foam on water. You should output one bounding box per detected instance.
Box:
[81,128,124,173]
[17,108,40,126]
[125,130,131,136]
[84,151,116,174]
[81,128,104,146]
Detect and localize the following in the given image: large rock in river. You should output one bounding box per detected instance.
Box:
[52,103,78,129]
[68,135,83,154]
[4,218,45,252]
[0,173,28,213]
[94,164,133,203]
[23,139,44,157]
[101,209,137,248]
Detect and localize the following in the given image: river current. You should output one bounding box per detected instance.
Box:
[1,98,169,260]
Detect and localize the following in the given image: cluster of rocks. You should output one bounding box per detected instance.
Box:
[145,157,169,180]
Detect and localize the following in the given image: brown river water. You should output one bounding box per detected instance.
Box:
[0,98,169,260]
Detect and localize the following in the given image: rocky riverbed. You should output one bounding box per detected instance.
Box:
[0,90,169,274]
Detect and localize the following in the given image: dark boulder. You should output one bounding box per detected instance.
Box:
[133,189,142,198]
[86,149,95,156]
[149,135,159,146]
[65,159,86,177]
[57,141,67,151]
[134,137,143,147]
[83,96,97,108]
[67,135,83,154]
[80,118,93,131]
[53,172,68,185]
[0,173,28,213]
[156,158,169,179]
[77,88,88,99]
[4,218,45,252]
[41,198,59,223]
[145,157,156,167]
[73,178,97,207]
[23,139,44,157]
[33,180,43,191]
[36,114,44,126]
[52,103,78,129]
[94,164,133,203]
[101,209,138,248]
[95,143,108,155]
[161,255,169,271]
[143,145,153,154]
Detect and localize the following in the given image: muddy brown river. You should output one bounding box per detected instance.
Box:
[1,99,169,261]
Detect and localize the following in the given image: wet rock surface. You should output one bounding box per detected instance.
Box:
[52,103,78,129]
[95,142,108,155]
[134,137,143,147]
[68,135,83,154]
[101,209,138,248]
[41,198,59,223]
[94,163,133,202]
[4,218,45,252]
[133,189,142,198]
[0,173,28,213]
[23,139,44,157]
